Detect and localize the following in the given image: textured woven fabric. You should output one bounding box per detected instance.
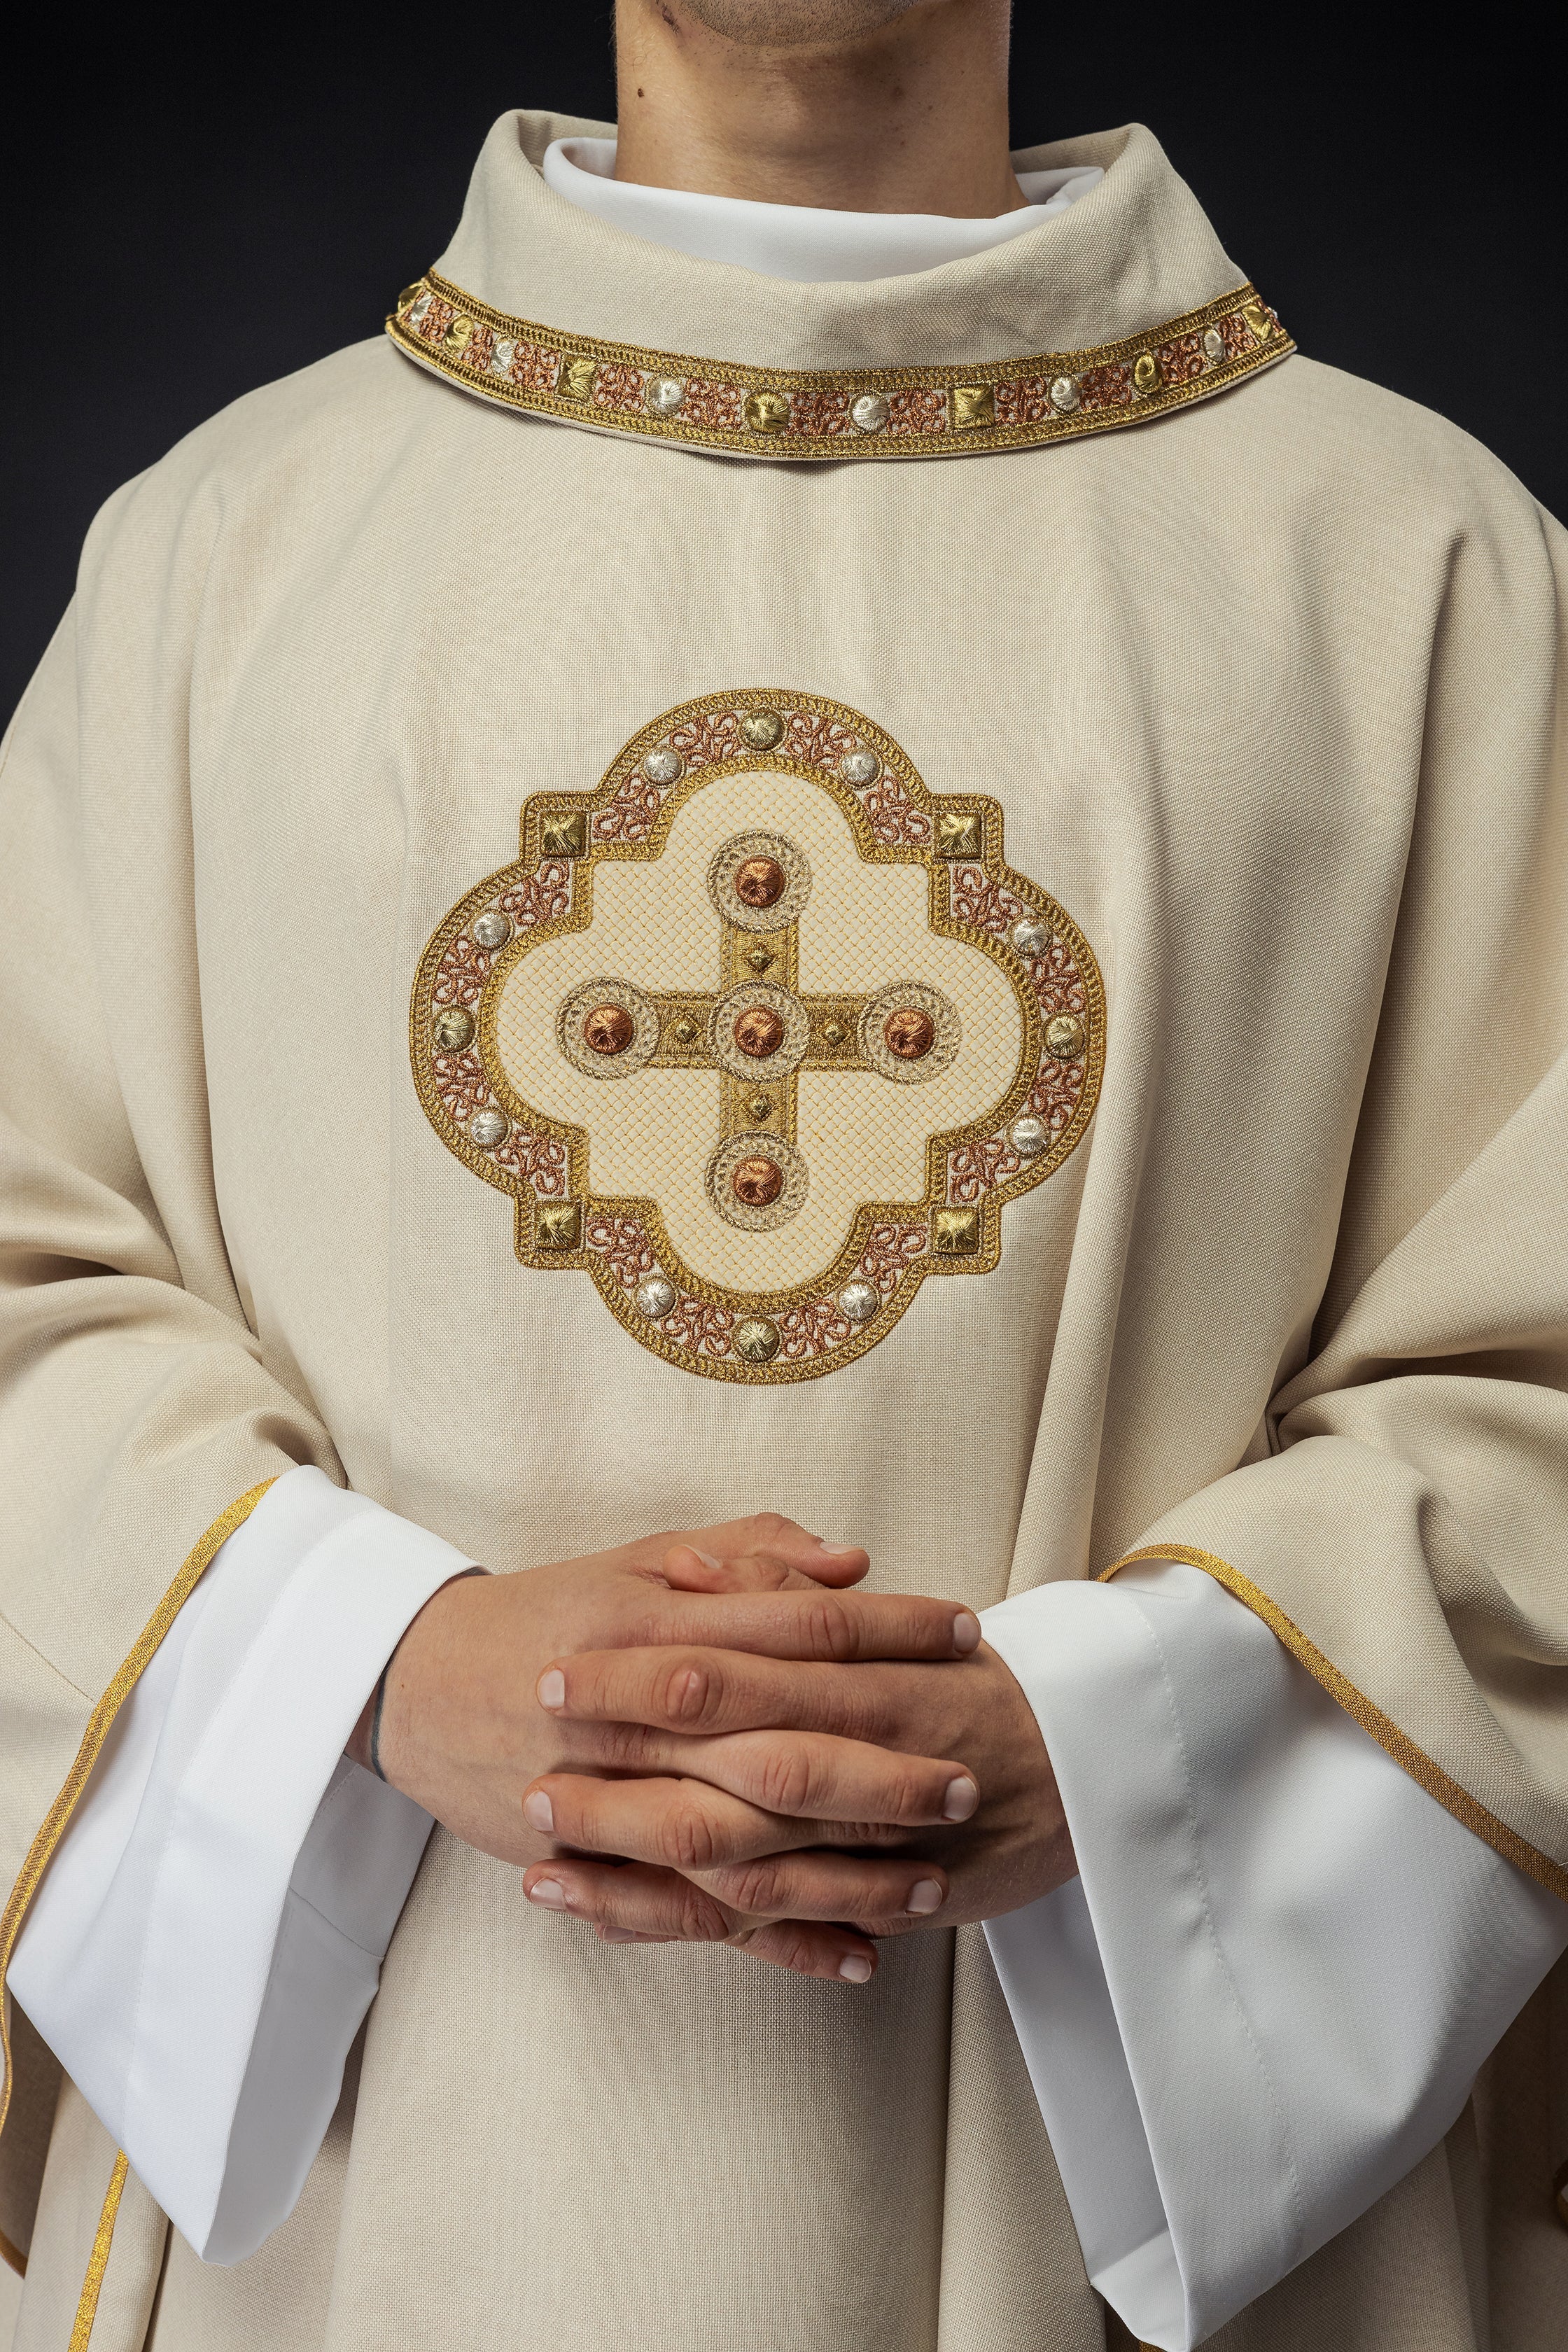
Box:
[2,103,1566,2352]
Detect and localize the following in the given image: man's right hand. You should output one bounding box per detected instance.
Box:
[349,1515,982,1973]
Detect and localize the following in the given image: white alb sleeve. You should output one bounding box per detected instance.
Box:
[979,1561,1568,2352]
[9,1464,475,2265]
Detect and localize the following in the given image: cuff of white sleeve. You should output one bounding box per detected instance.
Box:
[10,1464,476,2262]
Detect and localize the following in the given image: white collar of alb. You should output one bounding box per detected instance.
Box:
[541,136,1104,286]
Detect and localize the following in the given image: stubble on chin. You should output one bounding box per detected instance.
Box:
[653,0,927,47]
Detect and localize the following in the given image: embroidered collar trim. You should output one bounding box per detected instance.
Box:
[387,270,1291,459]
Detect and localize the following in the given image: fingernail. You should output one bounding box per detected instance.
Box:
[816,1538,861,1556]
[523,1789,554,1833]
[907,1879,944,1916]
[839,1953,873,1982]
[536,1669,566,1710]
[694,1550,722,1571]
[601,1926,640,1943]
[952,1611,981,1655]
[527,1877,567,1909]
[942,1777,979,1822]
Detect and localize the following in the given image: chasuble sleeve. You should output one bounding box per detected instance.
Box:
[0,496,466,2263]
[976,470,1568,2348]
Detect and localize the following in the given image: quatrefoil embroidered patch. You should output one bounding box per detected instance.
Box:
[412,691,1105,1380]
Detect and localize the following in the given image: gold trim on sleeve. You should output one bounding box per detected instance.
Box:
[386,272,1292,461]
[0,1480,279,2155]
[66,2149,127,2352]
[1104,1541,1568,1903]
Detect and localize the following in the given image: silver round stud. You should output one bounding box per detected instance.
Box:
[1049,376,1080,413]
[636,1275,676,1320]
[1203,328,1224,363]
[1009,1116,1049,1158]
[643,746,683,785]
[850,391,890,434]
[839,748,881,786]
[472,909,512,951]
[490,339,515,377]
[1011,918,1051,959]
[837,1278,879,1324]
[469,1109,510,1149]
[647,375,686,416]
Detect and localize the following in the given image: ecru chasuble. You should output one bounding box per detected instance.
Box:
[2,102,1567,2352]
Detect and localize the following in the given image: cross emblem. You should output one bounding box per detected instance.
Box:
[416,692,1102,1380]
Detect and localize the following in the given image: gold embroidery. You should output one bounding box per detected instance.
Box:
[0,1483,277,2154]
[1104,1543,1568,1903]
[412,691,1105,1381]
[388,276,1292,461]
[67,2150,128,2351]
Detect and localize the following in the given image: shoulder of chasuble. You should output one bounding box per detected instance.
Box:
[386,275,1291,461]
[412,692,1105,1383]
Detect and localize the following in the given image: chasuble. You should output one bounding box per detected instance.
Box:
[2,106,1567,2352]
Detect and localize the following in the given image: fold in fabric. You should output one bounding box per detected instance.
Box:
[10,1467,473,2262]
[981,1563,1568,2349]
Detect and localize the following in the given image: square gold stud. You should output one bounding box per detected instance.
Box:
[936,808,983,859]
[540,809,588,859]
[535,1200,582,1252]
[951,385,995,430]
[932,1205,981,1256]
[557,356,598,402]
[743,390,791,434]
[1240,300,1273,345]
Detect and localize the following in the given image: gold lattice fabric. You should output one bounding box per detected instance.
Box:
[412,692,1104,1380]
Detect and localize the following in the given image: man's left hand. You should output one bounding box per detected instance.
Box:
[517,1634,1075,1981]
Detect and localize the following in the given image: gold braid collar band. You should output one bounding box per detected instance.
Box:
[386,272,1292,459]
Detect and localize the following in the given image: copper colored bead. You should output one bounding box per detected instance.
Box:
[883,1007,936,1061]
[732,1155,785,1208]
[734,855,786,909]
[734,1006,785,1058]
[584,1002,636,1056]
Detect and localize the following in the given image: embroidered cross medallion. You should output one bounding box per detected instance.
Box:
[412,691,1104,1380]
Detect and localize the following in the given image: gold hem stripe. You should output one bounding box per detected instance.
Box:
[0,1480,279,2155]
[1104,1542,1568,1903]
[0,2223,24,2278]
[66,2150,127,2352]
[386,272,1292,461]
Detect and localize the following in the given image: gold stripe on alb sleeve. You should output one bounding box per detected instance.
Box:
[386,274,1292,461]
[66,2150,127,2351]
[0,1478,279,2164]
[1103,1541,1568,1903]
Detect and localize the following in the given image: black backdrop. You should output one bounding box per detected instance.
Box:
[6,6,1565,725]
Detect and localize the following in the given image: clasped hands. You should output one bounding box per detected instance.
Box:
[356,1512,1075,1983]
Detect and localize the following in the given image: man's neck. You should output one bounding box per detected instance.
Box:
[612,0,1023,217]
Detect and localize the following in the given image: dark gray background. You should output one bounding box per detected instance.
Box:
[5,8,1564,725]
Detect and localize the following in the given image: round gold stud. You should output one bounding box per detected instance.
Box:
[735,1006,786,1059]
[735,1316,781,1364]
[584,1003,636,1056]
[883,1007,935,1062]
[636,1275,676,1319]
[732,1156,785,1208]
[839,748,881,786]
[470,1110,509,1149]
[739,709,784,751]
[1133,351,1159,395]
[1045,1014,1086,1061]
[472,909,512,951]
[838,1278,878,1324]
[433,1007,475,1052]
[643,745,683,785]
